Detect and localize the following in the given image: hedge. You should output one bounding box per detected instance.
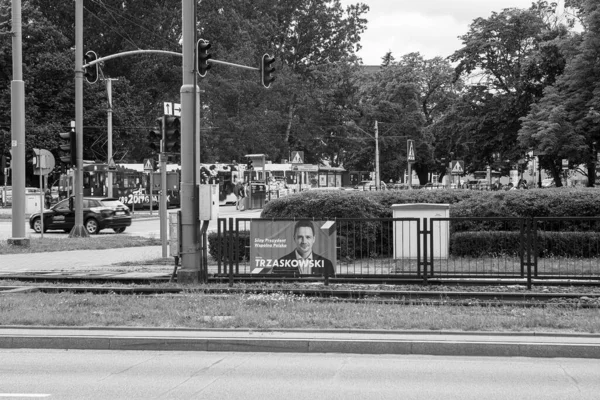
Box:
[451,231,600,258]
[209,188,600,260]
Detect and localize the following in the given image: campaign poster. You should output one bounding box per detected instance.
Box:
[250,220,336,277]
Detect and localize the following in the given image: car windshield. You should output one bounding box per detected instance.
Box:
[53,199,70,211]
[100,200,124,208]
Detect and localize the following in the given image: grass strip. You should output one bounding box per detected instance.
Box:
[0,236,161,255]
[1,291,599,333]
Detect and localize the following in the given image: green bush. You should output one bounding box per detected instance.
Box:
[536,231,600,258]
[451,231,600,258]
[207,231,250,262]
[257,188,600,259]
[451,231,523,257]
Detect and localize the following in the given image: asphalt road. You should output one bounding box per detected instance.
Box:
[1,350,598,399]
[0,205,262,240]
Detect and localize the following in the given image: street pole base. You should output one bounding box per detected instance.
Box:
[69,224,89,238]
[177,268,200,284]
[7,237,30,247]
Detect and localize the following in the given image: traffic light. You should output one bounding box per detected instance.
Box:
[246,159,253,170]
[1,154,8,170]
[147,117,163,153]
[197,39,211,78]
[163,116,181,153]
[83,50,99,84]
[260,53,275,88]
[58,123,76,165]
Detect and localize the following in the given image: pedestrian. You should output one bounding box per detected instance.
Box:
[200,164,218,184]
[44,188,52,209]
[233,179,245,210]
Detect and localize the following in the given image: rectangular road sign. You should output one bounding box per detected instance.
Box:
[163,102,182,116]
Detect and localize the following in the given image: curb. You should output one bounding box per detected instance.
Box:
[1,327,600,358]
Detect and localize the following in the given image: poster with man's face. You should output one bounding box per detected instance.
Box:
[250,220,336,277]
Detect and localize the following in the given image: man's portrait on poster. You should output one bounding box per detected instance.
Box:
[274,220,334,276]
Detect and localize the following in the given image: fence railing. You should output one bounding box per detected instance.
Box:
[211,216,600,288]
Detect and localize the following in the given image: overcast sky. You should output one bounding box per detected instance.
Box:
[339,0,565,65]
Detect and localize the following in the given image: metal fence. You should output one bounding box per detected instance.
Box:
[211,216,600,287]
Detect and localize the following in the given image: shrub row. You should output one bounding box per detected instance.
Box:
[207,231,250,262]
[451,231,600,258]
[261,187,600,219]
[215,188,600,260]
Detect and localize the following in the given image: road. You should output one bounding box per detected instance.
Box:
[0,350,598,399]
[0,205,262,240]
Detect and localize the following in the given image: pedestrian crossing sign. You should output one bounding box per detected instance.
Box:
[407,140,415,162]
[291,151,304,164]
[143,158,154,171]
[451,160,464,175]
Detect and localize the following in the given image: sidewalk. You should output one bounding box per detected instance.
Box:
[1,326,599,358]
[0,246,168,275]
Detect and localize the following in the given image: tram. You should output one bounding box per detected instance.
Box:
[58,163,181,209]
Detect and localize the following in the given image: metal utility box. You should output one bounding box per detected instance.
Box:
[199,184,219,220]
[391,203,450,260]
[169,211,179,257]
[25,194,42,215]
[249,182,266,209]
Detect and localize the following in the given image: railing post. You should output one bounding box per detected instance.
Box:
[217,218,222,275]
[526,218,532,290]
[228,217,234,287]
[421,218,428,284]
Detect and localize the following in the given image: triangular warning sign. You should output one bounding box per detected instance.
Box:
[452,161,463,174]
[108,158,116,169]
[144,159,153,170]
[291,151,304,164]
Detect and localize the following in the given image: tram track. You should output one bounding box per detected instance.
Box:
[2,282,599,308]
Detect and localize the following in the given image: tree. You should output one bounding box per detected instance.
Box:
[518,0,600,186]
[449,4,570,178]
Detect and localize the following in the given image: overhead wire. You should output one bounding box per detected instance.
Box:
[85,0,177,50]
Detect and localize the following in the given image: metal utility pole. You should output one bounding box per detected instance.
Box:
[71,0,87,237]
[106,78,117,198]
[8,0,28,246]
[177,0,201,283]
[160,138,168,257]
[374,121,380,190]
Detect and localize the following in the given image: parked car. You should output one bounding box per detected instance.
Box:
[354,180,387,190]
[541,178,556,188]
[29,197,131,234]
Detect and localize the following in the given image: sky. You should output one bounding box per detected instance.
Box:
[339,0,565,65]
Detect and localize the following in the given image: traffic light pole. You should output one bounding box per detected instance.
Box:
[8,0,28,246]
[177,0,201,284]
[71,0,88,237]
[106,78,114,198]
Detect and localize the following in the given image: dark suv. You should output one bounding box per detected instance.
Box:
[29,197,132,235]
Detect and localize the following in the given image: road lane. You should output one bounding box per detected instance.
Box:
[1,350,599,400]
[0,205,262,240]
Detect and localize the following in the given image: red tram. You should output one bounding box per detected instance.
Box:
[58,163,181,209]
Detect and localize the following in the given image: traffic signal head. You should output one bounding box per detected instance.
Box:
[1,154,8,170]
[197,39,212,78]
[84,50,99,84]
[163,116,181,153]
[148,117,163,153]
[58,123,76,165]
[260,53,275,88]
[246,159,253,170]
